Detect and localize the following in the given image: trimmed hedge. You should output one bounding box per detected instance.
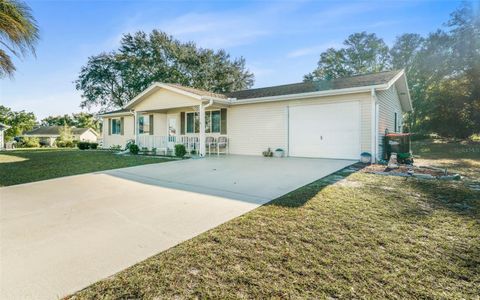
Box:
[77,142,99,150]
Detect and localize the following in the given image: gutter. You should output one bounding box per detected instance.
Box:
[201,97,214,108]
[96,111,134,118]
[229,83,390,105]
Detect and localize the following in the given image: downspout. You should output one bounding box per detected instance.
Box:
[370,88,378,163]
[199,97,214,157]
[202,97,214,109]
[130,109,138,146]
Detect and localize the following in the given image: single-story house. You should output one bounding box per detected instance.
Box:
[23,126,99,146]
[0,123,10,150]
[99,69,412,161]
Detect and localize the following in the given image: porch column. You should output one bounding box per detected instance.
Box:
[134,110,140,145]
[199,104,206,157]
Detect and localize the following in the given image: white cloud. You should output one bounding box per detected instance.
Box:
[104,7,280,50]
[162,12,271,48]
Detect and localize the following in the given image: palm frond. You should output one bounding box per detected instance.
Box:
[0,48,15,78]
[0,0,39,77]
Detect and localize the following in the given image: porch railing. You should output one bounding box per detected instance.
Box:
[137,135,227,154]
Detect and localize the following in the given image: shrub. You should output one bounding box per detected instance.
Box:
[90,142,98,149]
[77,142,90,150]
[18,137,40,148]
[175,144,187,157]
[125,140,135,151]
[129,143,140,155]
[57,140,75,148]
[56,126,75,147]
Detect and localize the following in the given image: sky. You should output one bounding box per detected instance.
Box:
[0,0,464,119]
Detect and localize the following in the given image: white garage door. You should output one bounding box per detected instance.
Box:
[288,101,361,159]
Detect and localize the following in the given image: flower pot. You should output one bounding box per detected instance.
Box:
[273,150,284,158]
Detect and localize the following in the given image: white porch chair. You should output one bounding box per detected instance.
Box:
[206,136,216,155]
[216,136,228,156]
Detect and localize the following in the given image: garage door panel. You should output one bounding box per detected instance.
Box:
[289,102,360,159]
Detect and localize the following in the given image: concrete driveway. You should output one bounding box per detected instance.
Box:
[0,155,353,299]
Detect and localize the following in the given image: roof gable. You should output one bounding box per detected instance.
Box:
[124,83,227,110]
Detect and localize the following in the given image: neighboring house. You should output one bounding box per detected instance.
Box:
[23,126,99,146]
[99,70,412,161]
[0,123,10,150]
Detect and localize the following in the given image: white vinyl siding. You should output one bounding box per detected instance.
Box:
[377,85,403,157]
[134,89,200,111]
[102,115,135,148]
[228,92,372,156]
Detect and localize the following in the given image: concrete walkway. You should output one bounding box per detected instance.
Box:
[0,156,353,299]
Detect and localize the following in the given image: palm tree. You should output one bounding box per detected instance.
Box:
[0,0,39,78]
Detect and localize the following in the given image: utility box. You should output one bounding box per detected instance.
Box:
[383,133,411,161]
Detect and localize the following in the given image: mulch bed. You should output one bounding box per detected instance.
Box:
[361,164,449,177]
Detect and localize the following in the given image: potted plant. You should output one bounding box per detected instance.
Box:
[360,152,372,163]
[262,148,273,157]
[273,148,284,158]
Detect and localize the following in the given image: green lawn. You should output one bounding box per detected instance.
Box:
[0,149,169,186]
[70,140,479,299]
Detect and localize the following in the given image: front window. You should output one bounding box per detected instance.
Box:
[138,115,150,134]
[111,119,121,134]
[205,111,211,133]
[211,110,221,133]
[186,112,196,133]
[186,110,221,134]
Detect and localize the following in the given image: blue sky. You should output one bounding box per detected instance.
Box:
[1,0,462,119]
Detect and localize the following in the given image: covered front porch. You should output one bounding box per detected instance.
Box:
[133,101,229,156]
[102,82,232,154]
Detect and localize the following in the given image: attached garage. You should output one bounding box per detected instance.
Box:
[288,101,361,159]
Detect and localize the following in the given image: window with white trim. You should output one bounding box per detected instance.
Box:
[138,115,150,134]
[111,119,121,134]
[186,110,221,134]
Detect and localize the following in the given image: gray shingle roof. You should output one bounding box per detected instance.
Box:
[226,70,401,100]
[97,108,130,116]
[164,83,228,99]
[99,70,402,115]
[24,126,96,136]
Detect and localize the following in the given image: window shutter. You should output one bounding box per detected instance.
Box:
[149,114,154,135]
[120,117,124,135]
[220,108,227,135]
[108,118,111,135]
[180,112,185,135]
